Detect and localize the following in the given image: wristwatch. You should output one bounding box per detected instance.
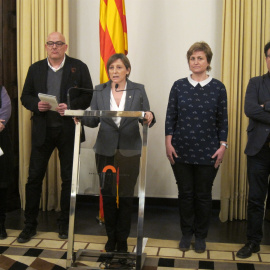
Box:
[220,142,228,149]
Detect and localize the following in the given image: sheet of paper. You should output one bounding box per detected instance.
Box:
[38,93,59,111]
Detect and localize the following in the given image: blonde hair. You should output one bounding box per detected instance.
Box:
[186,41,213,71]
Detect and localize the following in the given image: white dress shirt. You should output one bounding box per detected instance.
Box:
[110,83,127,127]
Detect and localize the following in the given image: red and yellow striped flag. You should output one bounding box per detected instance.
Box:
[99,0,128,83]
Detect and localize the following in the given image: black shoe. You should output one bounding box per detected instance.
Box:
[17,226,36,243]
[105,239,116,252]
[179,235,192,251]
[117,240,128,253]
[58,224,68,239]
[0,223,7,240]
[236,242,260,259]
[195,238,206,253]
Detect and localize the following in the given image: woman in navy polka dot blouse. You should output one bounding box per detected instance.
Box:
[165,42,228,253]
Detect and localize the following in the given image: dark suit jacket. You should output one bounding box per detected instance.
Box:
[83,79,155,156]
[245,72,270,156]
[21,55,93,146]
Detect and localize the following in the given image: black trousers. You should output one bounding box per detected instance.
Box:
[0,126,13,189]
[0,126,12,224]
[171,162,218,239]
[96,152,140,242]
[0,188,7,223]
[25,126,74,227]
[247,144,270,245]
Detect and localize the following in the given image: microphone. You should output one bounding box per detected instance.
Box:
[67,87,103,110]
[67,83,109,109]
[114,84,143,111]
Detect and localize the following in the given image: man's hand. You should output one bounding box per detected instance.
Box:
[56,103,68,116]
[0,119,5,132]
[38,101,51,112]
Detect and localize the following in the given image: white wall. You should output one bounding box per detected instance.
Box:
[69,0,224,199]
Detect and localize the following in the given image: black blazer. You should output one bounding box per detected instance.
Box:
[21,55,93,146]
[83,79,155,156]
[245,72,270,156]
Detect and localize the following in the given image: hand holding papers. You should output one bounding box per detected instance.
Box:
[38,93,59,111]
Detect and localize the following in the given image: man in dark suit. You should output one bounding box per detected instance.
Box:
[18,32,93,243]
[237,41,270,258]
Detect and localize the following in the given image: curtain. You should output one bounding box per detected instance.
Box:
[220,0,270,222]
[17,0,69,211]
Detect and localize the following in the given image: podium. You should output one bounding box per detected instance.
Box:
[64,110,149,270]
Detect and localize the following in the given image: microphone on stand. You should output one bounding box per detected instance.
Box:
[67,87,93,109]
[114,84,143,111]
[67,85,108,109]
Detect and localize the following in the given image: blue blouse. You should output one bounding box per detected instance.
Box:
[165,76,228,165]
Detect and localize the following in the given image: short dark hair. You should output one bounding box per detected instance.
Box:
[186,41,213,71]
[106,53,131,78]
[264,41,270,57]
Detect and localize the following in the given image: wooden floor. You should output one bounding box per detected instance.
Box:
[0,230,270,269]
[5,199,270,246]
[2,200,270,269]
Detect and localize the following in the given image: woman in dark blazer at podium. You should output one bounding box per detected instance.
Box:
[82,53,155,253]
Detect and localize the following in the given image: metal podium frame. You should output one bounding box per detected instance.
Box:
[64,110,149,270]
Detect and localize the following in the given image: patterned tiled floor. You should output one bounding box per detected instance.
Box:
[0,229,270,269]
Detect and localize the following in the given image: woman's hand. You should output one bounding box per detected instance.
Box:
[0,119,5,132]
[73,117,81,125]
[212,145,226,168]
[165,135,178,165]
[144,111,154,126]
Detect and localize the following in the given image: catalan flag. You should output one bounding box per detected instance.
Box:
[99,0,128,83]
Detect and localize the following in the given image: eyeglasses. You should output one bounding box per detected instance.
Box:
[46,41,65,47]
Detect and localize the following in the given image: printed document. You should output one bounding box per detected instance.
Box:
[38,93,58,111]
